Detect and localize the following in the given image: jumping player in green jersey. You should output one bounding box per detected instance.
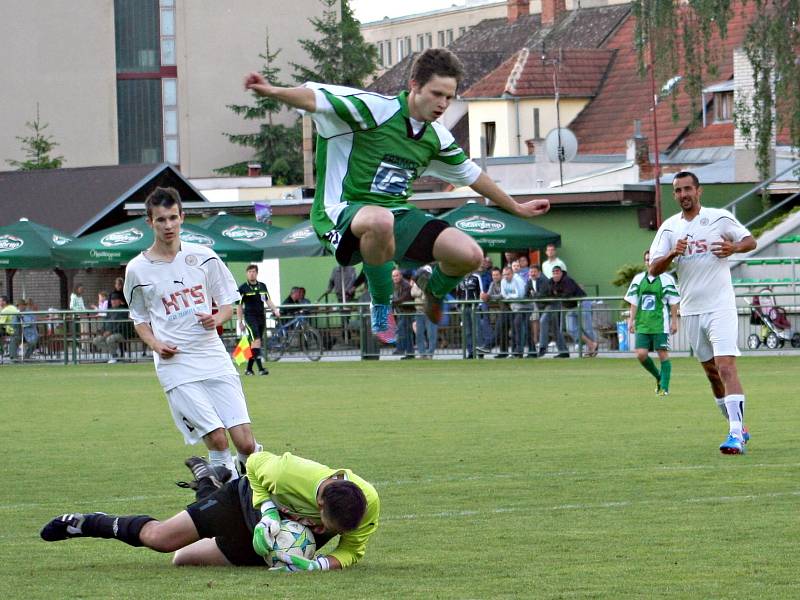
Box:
[243,49,550,338]
[625,250,681,394]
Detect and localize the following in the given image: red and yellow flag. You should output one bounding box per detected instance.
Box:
[232,334,253,365]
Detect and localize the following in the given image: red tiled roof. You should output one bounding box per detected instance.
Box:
[570,3,755,155]
[463,48,616,98]
[679,121,734,149]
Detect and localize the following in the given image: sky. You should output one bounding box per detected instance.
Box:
[350,0,474,24]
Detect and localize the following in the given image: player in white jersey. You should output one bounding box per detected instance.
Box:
[648,172,756,454]
[242,49,549,341]
[124,187,261,475]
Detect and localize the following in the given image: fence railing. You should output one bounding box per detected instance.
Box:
[2,292,799,365]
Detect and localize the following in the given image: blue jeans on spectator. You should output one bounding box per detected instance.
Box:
[414,314,438,357]
[511,310,528,356]
[566,300,596,348]
[396,313,414,355]
[539,309,568,355]
[478,303,493,348]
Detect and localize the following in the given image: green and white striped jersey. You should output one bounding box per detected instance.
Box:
[624,271,681,334]
[303,82,481,233]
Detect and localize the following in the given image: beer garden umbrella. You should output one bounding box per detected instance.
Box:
[54,217,263,267]
[196,213,284,249]
[0,218,74,269]
[440,202,561,250]
[258,220,327,258]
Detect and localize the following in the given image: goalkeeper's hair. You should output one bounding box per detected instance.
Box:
[145,186,183,218]
[321,480,367,532]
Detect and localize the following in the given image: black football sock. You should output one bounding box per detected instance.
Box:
[253,348,264,371]
[246,358,255,371]
[82,513,155,547]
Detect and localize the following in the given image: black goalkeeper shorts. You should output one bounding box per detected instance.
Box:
[186,481,265,566]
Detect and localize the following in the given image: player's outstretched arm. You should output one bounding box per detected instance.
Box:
[244,72,316,112]
[469,172,549,218]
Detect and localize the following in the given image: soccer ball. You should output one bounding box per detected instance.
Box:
[268,519,316,566]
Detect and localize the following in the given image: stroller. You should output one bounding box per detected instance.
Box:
[746,289,800,349]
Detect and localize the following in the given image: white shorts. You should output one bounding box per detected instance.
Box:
[683,310,740,363]
[165,375,251,444]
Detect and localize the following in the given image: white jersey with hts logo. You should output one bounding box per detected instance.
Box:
[649,207,750,315]
[124,242,240,391]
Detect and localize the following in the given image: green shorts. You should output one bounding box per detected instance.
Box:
[634,332,670,351]
[313,203,448,268]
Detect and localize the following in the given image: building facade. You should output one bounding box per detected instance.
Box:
[1,0,325,178]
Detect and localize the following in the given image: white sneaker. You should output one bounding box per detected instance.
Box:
[107,358,118,364]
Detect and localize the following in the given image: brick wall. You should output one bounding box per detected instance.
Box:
[1,267,126,310]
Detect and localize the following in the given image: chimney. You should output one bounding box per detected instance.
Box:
[541,0,566,27]
[626,120,653,181]
[247,162,262,177]
[507,0,530,23]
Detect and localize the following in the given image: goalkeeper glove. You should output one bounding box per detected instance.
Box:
[272,552,330,572]
[252,500,281,556]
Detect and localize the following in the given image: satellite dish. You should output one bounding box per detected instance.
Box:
[544,128,578,163]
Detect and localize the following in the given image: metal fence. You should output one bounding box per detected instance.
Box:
[2,291,799,365]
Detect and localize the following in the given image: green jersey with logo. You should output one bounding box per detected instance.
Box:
[303,82,481,239]
[624,271,680,334]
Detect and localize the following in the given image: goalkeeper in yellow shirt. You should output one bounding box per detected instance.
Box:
[40,451,380,571]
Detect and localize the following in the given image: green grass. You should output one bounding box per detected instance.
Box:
[2,357,798,599]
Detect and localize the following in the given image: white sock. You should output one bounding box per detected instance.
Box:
[208,450,238,479]
[715,397,728,419]
[724,394,745,440]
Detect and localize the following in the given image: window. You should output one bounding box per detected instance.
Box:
[714,91,734,122]
[437,30,445,47]
[397,37,405,61]
[162,78,179,164]
[446,29,453,45]
[405,36,411,56]
[114,0,159,72]
[533,108,541,140]
[117,79,163,163]
[159,0,176,66]
[481,122,496,157]
[458,26,466,36]
[386,40,392,65]
[426,32,432,48]
[377,42,384,66]
[417,34,425,51]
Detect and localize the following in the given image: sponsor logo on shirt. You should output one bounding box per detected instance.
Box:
[162,284,207,317]
[101,228,144,247]
[0,235,23,252]
[222,225,267,242]
[641,294,657,311]
[371,157,416,196]
[454,216,505,233]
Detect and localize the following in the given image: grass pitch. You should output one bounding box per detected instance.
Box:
[1,356,798,599]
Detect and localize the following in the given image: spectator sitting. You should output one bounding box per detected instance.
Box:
[92,296,128,363]
[541,243,567,279]
[19,299,40,359]
[281,287,308,320]
[0,295,21,361]
[549,266,598,357]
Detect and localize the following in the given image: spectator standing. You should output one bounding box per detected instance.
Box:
[111,277,128,308]
[411,273,438,358]
[517,255,531,283]
[541,243,567,278]
[456,269,484,358]
[1,296,21,360]
[391,269,415,359]
[537,271,569,358]
[500,266,527,357]
[482,267,508,357]
[524,263,549,357]
[325,265,357,303]
[549,266,598,357]
[19,299,40,360]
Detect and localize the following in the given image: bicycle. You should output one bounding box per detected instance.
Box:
[264,315,323,362]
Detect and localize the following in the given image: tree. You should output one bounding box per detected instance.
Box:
[6,104,65,170]
[292,0,378,88]
[216,29,303,184]
[632,0,800,179]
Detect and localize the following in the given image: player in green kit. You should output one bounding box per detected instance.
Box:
[243,49,550,339]
[625,250,681,394]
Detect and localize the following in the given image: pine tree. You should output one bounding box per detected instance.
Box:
[292,0,378,88]
[216,29,302,184]
[6,105,65,170]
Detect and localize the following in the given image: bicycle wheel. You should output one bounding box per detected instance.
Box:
[300,328,322,361]
[265,331,286,362]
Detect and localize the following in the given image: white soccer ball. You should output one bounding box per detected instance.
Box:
[268,519,316,566]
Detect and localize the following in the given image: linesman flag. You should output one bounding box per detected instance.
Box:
[232,334,253,365]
